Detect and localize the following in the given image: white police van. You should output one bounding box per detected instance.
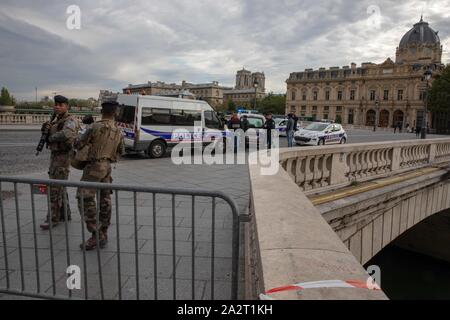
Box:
[115,94,224,158]
[294,122,347,146]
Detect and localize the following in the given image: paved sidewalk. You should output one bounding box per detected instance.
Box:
[0,155,250,300]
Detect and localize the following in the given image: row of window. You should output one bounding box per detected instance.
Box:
[141,108,221,128]
[291,89,429,102]
[291,105,344,112]
[292,90,354,101]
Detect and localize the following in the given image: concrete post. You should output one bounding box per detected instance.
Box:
[330,152,348,185]
[429,143,436,163]
[391,146,401,171]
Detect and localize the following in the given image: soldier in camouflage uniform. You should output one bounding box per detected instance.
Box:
[76,101,124,250]
[40,95,79,230]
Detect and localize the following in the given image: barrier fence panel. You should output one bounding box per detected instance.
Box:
[0,176,242,300]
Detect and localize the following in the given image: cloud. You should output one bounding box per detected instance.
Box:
[0,0,449,100]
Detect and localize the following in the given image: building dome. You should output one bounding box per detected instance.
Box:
[399,17,440,48]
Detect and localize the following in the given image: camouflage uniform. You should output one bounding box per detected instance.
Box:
[76,119,124,246]
[47,112,79,223]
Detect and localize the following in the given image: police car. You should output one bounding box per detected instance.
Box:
[294,122,347,146]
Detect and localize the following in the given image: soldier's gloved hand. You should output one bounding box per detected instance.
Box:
[41,121,51,133]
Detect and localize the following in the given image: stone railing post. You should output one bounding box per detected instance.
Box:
[329,152,348,185]
[429,143,436,164]
[391,146,401,171]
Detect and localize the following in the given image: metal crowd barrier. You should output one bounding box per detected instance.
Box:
[0,176,243,300]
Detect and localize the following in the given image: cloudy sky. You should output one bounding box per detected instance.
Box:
[0,0,449,101]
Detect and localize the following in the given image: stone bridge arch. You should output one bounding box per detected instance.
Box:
[319,172,450,265]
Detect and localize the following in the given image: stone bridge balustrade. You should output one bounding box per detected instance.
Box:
[0,114,100,125]
[280,138,450,192]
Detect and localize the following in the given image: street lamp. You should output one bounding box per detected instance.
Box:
[421,68,432,139]
[373,99,379,131]
[253,80,258,111]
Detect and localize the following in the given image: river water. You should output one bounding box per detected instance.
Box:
[366,244,450,299]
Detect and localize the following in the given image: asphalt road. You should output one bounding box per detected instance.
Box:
[0,129,448,176]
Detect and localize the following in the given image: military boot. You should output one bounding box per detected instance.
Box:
[40,218,59,230]
[80,233,107,251]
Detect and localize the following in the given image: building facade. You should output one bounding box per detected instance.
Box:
[223,68,267,109]
[286,18,444,129]
[123,81,231,108]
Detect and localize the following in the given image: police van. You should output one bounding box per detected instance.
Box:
[115,94,224,158]
[294,122,347,146]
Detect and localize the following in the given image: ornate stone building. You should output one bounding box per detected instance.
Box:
[223,68,267,108]
[123,81,231,108]
[286,18,445,129]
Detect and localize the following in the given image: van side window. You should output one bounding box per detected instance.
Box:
[204,111,220,129]
[171,109,201,126]
[117,105,135,124]
[142,108,171,126]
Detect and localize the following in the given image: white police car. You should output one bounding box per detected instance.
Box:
[294,122,347,146]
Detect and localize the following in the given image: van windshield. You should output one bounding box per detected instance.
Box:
[117,105,136,124]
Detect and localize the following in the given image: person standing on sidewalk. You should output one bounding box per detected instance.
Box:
[40,95,79,230]
[76,102,124,250]
[263,112,276,149]
[286,113,295,148]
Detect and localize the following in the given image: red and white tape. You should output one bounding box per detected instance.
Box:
[260,280,381,300]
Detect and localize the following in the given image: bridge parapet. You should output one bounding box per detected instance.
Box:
[245,162,387,300]
[0,114,100,125]
[280,138,450,192]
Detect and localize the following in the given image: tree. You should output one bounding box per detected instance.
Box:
[0,87,15,106]
[428,64,450,133]
[256,93,286,114]
[428,64,450,113]
[227,99,236,112]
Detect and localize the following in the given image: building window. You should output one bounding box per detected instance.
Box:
[350,90,355,100]
[370,90,376,101]
[301,105,306,111]
[302,92,307,100]
[325,91,330,100]
[398,90,403,101]
[348,108,354,124]
[419,91,426,101]
[323,113,329,120]
[383,90,389,100]
[291,90,296,101]
[337,91,343,101]
[312,106,317,111]
[324,106,329,111]
[313,91,318,101]
[290,105,296,112]
[336,106,343,112]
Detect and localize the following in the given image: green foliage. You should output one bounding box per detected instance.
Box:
[227,99,236,112]
[428,64,450,113]
[0,87,15,105]
[256,93,286,114]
